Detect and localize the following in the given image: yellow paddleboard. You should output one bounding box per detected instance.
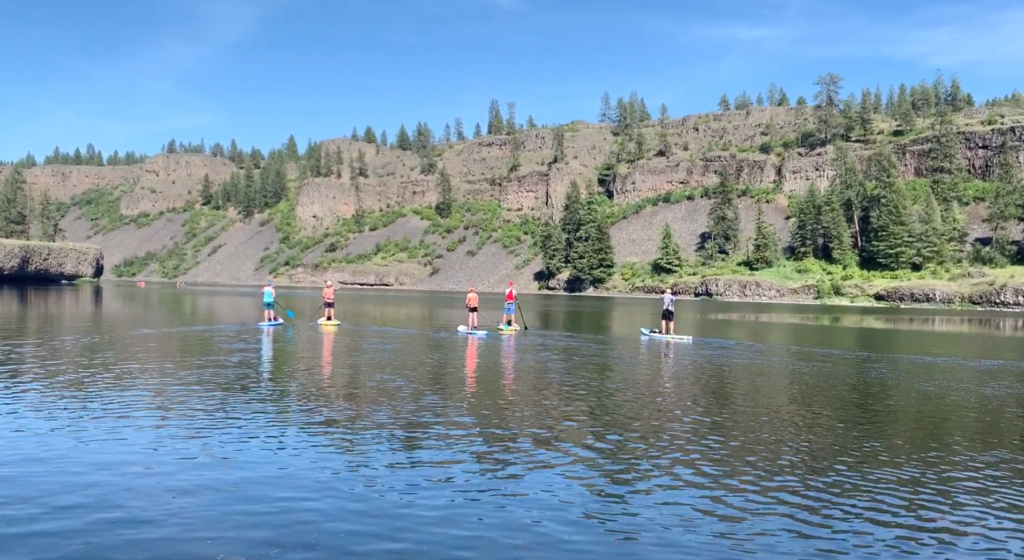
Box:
[318,318,340,326]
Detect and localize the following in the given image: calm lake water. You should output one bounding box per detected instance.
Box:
[2,283,1024,559]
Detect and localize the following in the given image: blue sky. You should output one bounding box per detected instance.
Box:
[2,0,1023,160]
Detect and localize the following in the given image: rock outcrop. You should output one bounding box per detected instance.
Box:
[694,276,817,301]
[0,240,104,282]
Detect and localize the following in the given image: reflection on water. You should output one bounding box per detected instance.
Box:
[3,283,1024,559]
[703,310,1024,335]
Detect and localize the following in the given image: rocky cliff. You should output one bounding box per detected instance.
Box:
[0,240,104,283]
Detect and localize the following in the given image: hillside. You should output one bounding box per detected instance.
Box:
[2,86,1024,306]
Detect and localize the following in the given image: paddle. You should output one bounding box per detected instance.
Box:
[514,296,529,331]
[275,301,295,320]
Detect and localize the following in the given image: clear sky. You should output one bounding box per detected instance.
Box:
[2,0,1022,160]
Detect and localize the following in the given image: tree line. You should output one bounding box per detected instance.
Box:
[0,166,64,242]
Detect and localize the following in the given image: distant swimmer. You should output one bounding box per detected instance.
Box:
[502,281,518,328]
[465,287,479,330]
[262,281,277,323]
[322,280,336,322]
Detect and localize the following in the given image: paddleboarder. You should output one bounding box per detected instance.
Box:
[262,281,277,323]
[322,280,336,322]
[502,281,518,328]
[656,287,675,335]
[465,287,479,330]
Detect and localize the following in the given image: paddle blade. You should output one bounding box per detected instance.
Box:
[285,309,295,319]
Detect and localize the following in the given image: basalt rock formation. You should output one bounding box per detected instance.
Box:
[0,240,104,283]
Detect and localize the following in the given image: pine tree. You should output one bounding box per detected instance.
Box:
[789,184,823,260]
[932,69,948,108]
[0,166,30,240]
[885,85,896,116]
[988,136,1022,239]
[454,118,465,141]
[895,83,916,131]
[911,79,935,117]
[777,89,790,107]
[238,160,257,218]
[821,186,853,264]
[526,115,537,129]
[718,93,731,112]
[442,122,452,145]
[927,106,964,205]
[756,92,765,106]
[830,144,867,253]
[36,191,62,242]
[303,140,323,178]
[656,102,672,157]
[796,96,808,107]
[858,88,874,134]
[873,84,883,113]
[355,148,369,179]
[638,97,652,122]
[199,173,214,206]
[560,180,584,266]
[703,171,740,259]
[262,158,288,208]
[434,165,454,219]
[947,74,967,111]
[362,126,377,144]
[473,123,482,138]
[229,139,242,164]
[942,203,967,264]
[249,147,264,169]
[766,82,779,106]
[869,177,915,270]
[379,130,388,148]
[73,147,84,165]
[571,197,615,286]
[915,189,947,268]
[813,72,845,143]
[734,91,752,111]
[551,126,566,165]
[504,102,517,133]
[539,218,564,279]
[395,125,413,151]
[487,99,505,135]
[599,91,613,123]
[748,202,780,270]
[652,223,684,275]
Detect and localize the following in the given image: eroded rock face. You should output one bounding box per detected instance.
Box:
[290,263,425,286]
[873,284,966,305]
[694,277,816,301]
[0,240,104,282]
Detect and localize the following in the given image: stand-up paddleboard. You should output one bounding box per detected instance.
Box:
[497,324,519,333]
[457,325,488,335]
[317,318,341,326]
[259,318,285,327]
[640,327,691,341]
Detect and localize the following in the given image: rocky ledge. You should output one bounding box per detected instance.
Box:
[0,240,104,283]
[874,282,1024,309]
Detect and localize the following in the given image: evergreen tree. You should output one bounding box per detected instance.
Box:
[932,69,948,108]
[551,126,566,165]
[73,147,83,165]
[473,123,483,138]
[789,184,823,260]
[442,122,452,144]
[652,223,684,275]
[947,74,967,111]
[703,171,740,259]
[434,165,454,219]
[915,189,947,268]
[229,139,242,164]
[988,136,1022,239]
[504,102,517,133]
[303,140,323,178]
[748,202,780,270]
[910,79,935,117]
[249,147,264,169]
[858,88,874,134]
[756,92,765,106]
[395,124,413,151]
[539,218,564,279]
[656,102,672,157]
[355,148,369,179]
[830,144,867,253]
[638,97,652,122]
[873,84,883,113]
[379,130,388,148]
[487,99,505,135]
[821,186,853,264]
[238,160,257,218]
[599,91,613,123]
[284,135,300,161]
[840,95,858,140]
[362,126,377,144]
[777,89,790,107]
[868,163,914,270]
[766,82,779,106]
[942,203,967,264]
[733,91,753,111]
[454,118,465,141]
[796,96,808,107]
[526,115,537,129]
[261,157,288,209]
[560,179,584,266]
[36,191,62,242]
[348,127,358,141]
[718,93,731,112]
[927,106,964,204]
[570,197,615,286]
[885,85,896,116]
[0,166,31,239]
[813,72,844,143]
[895,83,916,130]
[199,173,214,206]
[212,142,226,158]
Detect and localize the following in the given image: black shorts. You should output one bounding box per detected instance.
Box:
[324,301,335,309]
[661,309,674,321]
[468,306,479,313]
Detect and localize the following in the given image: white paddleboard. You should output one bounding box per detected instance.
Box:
[259,318,285,327]
[640,327,691,341]
[457,325,488,335]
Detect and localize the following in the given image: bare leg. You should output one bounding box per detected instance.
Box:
[661,318,666,333]
[670,320,674,335]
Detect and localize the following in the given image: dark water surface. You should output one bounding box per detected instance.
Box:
[2,283,1024,559]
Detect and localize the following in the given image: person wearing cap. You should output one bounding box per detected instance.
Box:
[322,280,336,322]
[502,281,518,328]
[261,280,277,322]
[465,287,479,330]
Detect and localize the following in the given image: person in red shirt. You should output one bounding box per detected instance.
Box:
[502,281,517,328]
[322,280,336,321]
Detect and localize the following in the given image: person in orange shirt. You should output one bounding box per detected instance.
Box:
[322,280,336,322]
[465,287,479,330]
